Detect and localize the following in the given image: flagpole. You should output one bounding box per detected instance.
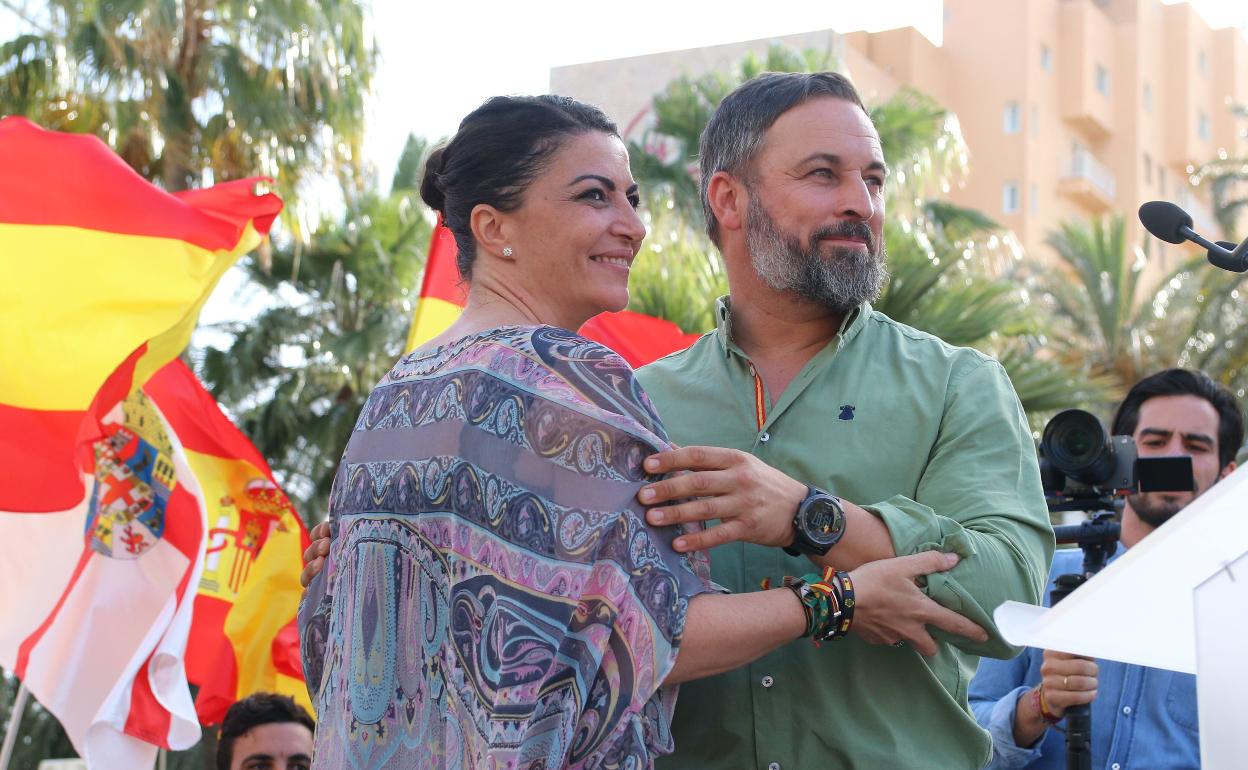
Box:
[0,680,29,770]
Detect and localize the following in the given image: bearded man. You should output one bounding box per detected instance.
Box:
[634,71,1055,770]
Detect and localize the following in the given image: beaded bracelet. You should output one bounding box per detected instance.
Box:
[1034,685,1063,724]
[780,567,855,644]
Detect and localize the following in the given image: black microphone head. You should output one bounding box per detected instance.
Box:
[1139,200,1193,244]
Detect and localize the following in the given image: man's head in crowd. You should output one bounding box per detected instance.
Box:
[1112,368,1243,527]
[699,71,888,314]
[217,692,314,770]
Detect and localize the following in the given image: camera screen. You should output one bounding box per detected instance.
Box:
[1135,456,1194,492]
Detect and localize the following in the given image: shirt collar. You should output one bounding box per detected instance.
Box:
[714,295,872,357]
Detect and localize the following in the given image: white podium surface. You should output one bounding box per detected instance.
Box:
[994,463,1248,768]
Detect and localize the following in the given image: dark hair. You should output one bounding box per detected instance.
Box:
[1111,368,1245,468]
[699,71,869,246]
[419,94,620,279]
[216,692,315,770]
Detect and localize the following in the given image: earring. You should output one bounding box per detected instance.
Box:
[502,247,514,257]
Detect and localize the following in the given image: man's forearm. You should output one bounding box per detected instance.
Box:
[809,499,896,570]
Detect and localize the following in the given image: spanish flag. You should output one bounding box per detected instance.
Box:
[0,116,281,767]
[143,361,313,724]
[0,116,281,512]
[405,220,702,366]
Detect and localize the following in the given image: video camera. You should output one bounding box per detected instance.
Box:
[1040,408,1194,513]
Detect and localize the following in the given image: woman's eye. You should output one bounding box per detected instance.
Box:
[627,193,641,209]
[579,188,608,203]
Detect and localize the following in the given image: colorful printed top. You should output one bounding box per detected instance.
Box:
[299,325,714,770]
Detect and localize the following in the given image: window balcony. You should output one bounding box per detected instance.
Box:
[1058,147,1116,212]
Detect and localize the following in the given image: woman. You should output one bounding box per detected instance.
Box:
[298,95,854,769]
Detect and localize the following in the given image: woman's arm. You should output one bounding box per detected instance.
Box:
[665,589,806,684]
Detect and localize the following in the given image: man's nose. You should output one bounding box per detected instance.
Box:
[835,176,876,221]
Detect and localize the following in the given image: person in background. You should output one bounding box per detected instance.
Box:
[970,368,1243,769]
[216,692,314,770]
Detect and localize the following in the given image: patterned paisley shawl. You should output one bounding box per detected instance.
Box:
[299,325,715,769]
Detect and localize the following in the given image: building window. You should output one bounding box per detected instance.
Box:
[1041,44,1052,72]
[1003,182,1020,214]
[1003,101,1021,134]
[1095,64,1110,96]
[1159,166,1167,196]
[1198,111,1211,141]
[1198,50,1209,76]
[1143,83,1153,113]
[1144,153,1153,185]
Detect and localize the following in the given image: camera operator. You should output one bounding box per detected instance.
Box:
[968,368,1243,769]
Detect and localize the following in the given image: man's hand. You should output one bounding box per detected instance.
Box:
[847,551,988,656]
[1037,651,1098,715]
[639,446,805,551]
[1012,651,1098,745]
[301,521,331,588]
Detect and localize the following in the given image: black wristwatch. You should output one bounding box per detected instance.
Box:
[783,486,847,557]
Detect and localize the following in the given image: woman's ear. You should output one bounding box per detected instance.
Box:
[469,204,515,261]
[707,170,746,235]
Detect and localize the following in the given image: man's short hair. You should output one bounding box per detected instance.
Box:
[698,71,869,246]
[217,692,315,770]
[1111,368,1245,468]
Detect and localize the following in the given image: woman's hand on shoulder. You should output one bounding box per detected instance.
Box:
[301,521,332,588]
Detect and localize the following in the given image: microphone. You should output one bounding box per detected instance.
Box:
[1138,201,1248,273]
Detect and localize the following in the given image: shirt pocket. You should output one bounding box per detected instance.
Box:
[1163,671,1199,733]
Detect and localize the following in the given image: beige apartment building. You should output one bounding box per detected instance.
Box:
[550,0,1248,273]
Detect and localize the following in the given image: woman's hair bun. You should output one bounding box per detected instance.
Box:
[419,145,448,213]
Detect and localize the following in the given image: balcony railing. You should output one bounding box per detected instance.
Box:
[1069,147,1117,201]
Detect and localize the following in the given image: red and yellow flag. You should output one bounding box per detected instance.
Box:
[406,220,702,366]
[0,116,282,512]
[141,361,313,724]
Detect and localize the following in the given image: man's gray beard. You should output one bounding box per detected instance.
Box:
[1126,492,1185,529]
[745,195,887,314]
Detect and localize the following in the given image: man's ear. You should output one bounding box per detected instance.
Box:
[469,203,514,261]
[1218,461,1237,481]
[707,170,747,234]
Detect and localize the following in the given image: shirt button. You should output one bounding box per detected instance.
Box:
[759,432,770,443]
[1111,764,1121,770]
[1122,706,1131,716]
[761,675,774,688]
[768,764,781,770]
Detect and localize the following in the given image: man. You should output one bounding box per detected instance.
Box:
[969,368,1243,769]
[634,71,1054,769]
[217,692,315,770]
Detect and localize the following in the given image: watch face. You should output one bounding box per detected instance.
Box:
[802,496,845,547]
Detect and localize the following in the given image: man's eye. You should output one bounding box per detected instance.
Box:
[810,168,834,179]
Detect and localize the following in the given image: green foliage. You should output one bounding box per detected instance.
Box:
[626,203,727,333]
[0,0,376,228]
[194,169,432,517]
[0,677,77,770]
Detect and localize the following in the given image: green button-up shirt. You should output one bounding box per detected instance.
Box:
[637,299,1054,770]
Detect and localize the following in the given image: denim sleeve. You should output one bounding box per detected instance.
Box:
[970,648,1046,769]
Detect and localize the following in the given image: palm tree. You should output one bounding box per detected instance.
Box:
[1030,216,1186,402]
[193,136,433,517]
[0,0,375,229]
[1194,101,1248,239]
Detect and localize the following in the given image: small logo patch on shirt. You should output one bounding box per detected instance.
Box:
[838,404,856,421]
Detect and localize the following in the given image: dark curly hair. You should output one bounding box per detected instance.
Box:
[216,692,315,770]
[419,94,619,279]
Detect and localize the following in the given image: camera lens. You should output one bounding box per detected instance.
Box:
[1041,409,1116,483]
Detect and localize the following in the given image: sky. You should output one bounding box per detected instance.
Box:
[1,0,1245,184]
[364,0,1248,185]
